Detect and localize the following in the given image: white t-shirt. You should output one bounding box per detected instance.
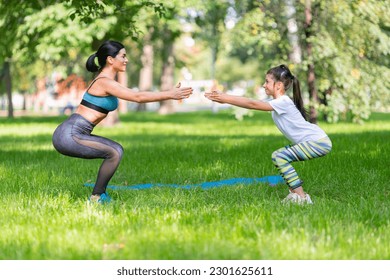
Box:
[269,95,327,144]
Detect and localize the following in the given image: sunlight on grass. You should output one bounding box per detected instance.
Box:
[0,124,56,136]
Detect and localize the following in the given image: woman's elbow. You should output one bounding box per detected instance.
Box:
[130,94,143,103]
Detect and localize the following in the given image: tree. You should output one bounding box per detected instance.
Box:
[0,0,57,117]
[224,0,390,123]
[303,0,319,123]
[155,5,182,114]
[137,28,154,111]
[128,1,185,114]
[0,0,167,118]
[308,0,389,122]
[191,0,231,81]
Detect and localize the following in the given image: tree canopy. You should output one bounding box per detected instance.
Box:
[1,0,389,122]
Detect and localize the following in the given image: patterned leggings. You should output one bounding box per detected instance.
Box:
[52,114,124,195]
[272,137,332,189]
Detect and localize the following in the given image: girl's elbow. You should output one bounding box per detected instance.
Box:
[249,102,260,110]
[253,102,270,111]
[252,105,265,111]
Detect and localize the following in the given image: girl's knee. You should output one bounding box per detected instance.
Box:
[271,151,277,163]
[272,150,281,161]
[272,150,288,166]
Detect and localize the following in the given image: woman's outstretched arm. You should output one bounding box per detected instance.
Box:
[103,80,193,103]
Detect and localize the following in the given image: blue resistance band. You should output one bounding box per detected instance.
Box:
[84,175,285,191]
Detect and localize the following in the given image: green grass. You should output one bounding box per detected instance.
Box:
[0,110,389,260]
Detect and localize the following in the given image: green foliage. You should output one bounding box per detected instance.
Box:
[187,0,232,78]
[0,1,54,62]
[131,0,185,87]
[6,2,119,93]
[308,0,390,123]
[66,0,166,40]
[1,111,390,259]
[216,56,260,86]
[227,6,286,71]
[16,4,116,62]
[0,0,171,95]
[1,0,389,123]
[67,0,109,23]
[224,0,390,123]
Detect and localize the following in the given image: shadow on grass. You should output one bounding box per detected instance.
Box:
[0,110,273,126]
[0,115,69,125]
[1,110,389,122]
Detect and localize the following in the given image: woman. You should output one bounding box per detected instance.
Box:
[205,65,332,204]
[52,40,193,203]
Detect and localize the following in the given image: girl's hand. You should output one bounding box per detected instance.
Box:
[172,82,193,100]
[204,90,225,103]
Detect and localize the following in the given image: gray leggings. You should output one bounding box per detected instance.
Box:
[52,113,123,195]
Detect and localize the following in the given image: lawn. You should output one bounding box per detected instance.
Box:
[0,110,389,259]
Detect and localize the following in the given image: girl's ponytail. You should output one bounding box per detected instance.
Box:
[292,76,308,120]
[267,65,308,120]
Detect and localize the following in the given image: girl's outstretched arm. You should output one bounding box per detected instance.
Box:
[205,91,273,111]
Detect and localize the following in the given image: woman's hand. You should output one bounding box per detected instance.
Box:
[172,82,193,100]
[204,90,225,103]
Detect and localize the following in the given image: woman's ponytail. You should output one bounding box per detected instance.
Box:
[85,40,125,73]
[86,53,99,72]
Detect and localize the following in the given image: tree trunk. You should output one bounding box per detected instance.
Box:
[211,23,220,114]
[117,71,128,114]
[321,87,332,122]
[286,0,302,64]
[22,91,27,110]
[137,37,154,112]
[4,61,14,118]
[304,0,318,124]
[210,20,220,81]
[158,39,175,115]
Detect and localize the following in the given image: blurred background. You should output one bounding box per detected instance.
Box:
[0,0,389,124]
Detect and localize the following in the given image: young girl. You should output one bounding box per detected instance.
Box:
[205,65,332,204]
[52,40,193,203]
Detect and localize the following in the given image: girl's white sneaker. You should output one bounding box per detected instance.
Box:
[282,192,313,205]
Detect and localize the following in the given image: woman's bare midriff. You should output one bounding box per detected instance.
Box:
[75,105,107,125]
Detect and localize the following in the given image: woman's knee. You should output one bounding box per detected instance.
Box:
[110,142,124,161]
[116,143,124,160]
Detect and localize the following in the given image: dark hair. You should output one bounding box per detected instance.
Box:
[267,64,307,120]
[86,40,125,72]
